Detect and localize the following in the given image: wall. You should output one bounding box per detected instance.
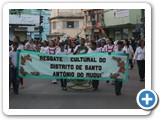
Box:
[51,18,84,38]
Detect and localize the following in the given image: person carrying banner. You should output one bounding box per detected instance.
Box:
[88,41,100,91]
[56,42,68,90]
[47,40,58,84]
[9,42,19,95]
[40,40,49,53]
[97,38,106,52]
[114,41,126,96]
[105,37,117,84]
[70,38,90,89]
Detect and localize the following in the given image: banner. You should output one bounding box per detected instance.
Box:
[18,50,129,81]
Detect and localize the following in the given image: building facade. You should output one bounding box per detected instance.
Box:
[49,9,84,39]
[82,9,104,40]
[9,9,51,41]
[103,9,143,40]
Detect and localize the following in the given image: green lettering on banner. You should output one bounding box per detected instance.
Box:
[17,50,129,82]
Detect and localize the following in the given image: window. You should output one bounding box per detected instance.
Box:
[63,21,79,28]
[53,22,56,29]
[67,21,74,28]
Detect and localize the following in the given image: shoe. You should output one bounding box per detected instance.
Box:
[14,91,19,95]
[63,87,67,91]
[106,81,109,83]
[93,88,97,91]
[115,92,121,96]
[52,82,57,84]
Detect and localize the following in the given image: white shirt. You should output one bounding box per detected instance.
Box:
[9,50,17,67]
[115,49,125,54]
[123,45,134,59]
[87,48,100,54]
[17,44,24,50]
[97,46,106,52]
[25,42,35,50]
[46,47,56,54]
[105,44,117,52]
[56,49,68,55]
[133,46,145,60]
[40,46,49,53]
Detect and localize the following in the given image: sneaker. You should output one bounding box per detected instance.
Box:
[52,81,57,84]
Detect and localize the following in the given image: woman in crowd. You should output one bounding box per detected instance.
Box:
[105,37,117,52]
[123,39,134,70]
[40,40,48,53]
[133,39,145,82]
[105,37,117,85]
[56,42,68,90]
[97,38,106,52]
[25,38,36,51]
[47,40,58,84]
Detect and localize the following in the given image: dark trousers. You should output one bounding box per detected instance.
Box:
[92,80,99,89]
[60,79,67,87]
[137,60,145,79]
[129,59,134,69]
[115,80,122,94]
[10,67,19,94]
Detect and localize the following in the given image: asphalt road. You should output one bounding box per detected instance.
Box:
[9,64,145,109]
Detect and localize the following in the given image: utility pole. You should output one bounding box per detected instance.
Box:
[39,9,42,40]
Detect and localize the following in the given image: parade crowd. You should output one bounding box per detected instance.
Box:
[9,35,145,96]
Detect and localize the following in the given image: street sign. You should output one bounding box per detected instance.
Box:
[9,15,40,25]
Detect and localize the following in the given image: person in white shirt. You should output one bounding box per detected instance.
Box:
[9,42,19,95]
[105,37,117,52]
[114,41,126,96]
[56,42,68,90]
[88,41,100,91]
[123,39,134,69]
[40,40,49,53]
[133,39,145,82]
[46,40,57,54]
[105,37,117,85]
[12,36,24,88]
[25,38,36,51]
[68,41,77,55]
[46,40,58,84]
[97,39,106,52]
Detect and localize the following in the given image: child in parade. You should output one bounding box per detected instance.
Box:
[97,38,106,52]
[40,40,49,53]
[71,38,90,89]
[123,39,134,70]
[68,41,77,55]
[88,41,100,91]
[56,42,68,90]
[9,42,19,95]
[114,41,125,96]
[47,40,58,84]
[105,37,117,52]
[24,38,36,51]
[105,37,117,84]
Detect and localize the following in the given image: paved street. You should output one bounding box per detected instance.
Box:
[9,64,144,109]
